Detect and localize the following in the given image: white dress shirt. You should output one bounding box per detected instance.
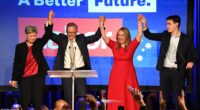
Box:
[164,33,181,68]
[64,39,85,69]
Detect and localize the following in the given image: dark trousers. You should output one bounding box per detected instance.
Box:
[160,68,185,110]
[62,67,87,110]
[19,74,45,110]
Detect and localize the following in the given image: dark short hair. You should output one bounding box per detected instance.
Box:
[166,15,181,27]
[67,22,78,29]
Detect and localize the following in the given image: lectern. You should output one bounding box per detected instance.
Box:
[47,70,98,110]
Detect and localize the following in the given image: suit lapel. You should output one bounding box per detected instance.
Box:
[21,42,28,66]
[163,34,171,51]
[177,33,184,52]
[75,35,82,50]
[22,42,28,55]
[75,35,85,60]
[63,35,68,51]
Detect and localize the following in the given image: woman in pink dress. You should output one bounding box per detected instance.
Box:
[99,15,143,110]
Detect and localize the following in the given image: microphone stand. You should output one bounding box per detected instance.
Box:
[70,47,76,110]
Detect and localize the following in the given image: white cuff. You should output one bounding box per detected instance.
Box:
[46,21,49,27]
[143,27,147,31]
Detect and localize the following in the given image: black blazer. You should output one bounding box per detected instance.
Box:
[143,28,196,71]
[46,24,101,70]
[12,33,50,81]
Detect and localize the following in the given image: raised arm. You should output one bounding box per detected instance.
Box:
[39,10,55,46]
[45,10,61,44]
[48,10,54,25]
[140,14,162,41]
[99,16,109,44]
[45,10,54,34]
[128,87,147,109]
[136,14,143,42]
[85,27,102,44]
[140,14,147,30]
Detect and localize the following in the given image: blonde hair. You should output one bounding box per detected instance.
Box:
[116,27,131,51]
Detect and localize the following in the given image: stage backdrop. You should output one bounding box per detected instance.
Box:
[0,0,188,86]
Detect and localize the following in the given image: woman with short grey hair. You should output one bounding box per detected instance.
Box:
[9,14,52,109]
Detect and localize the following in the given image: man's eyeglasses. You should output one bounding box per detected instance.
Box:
[67,32,76,35]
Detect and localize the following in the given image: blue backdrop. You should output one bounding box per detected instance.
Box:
[0,0,188,86]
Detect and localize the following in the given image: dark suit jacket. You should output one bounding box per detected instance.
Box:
[12,33,50,81]
[46,24,101,70]
[143,28,196,71]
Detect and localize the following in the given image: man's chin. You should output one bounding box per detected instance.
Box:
[68,37,75,40]
[167,30,172,33]
[27,41,36,43]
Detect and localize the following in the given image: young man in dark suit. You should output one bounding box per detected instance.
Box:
[9,18,51,109]
[139,15,196,110]
[45,10,102,110]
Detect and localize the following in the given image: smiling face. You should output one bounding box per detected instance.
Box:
[26,32,37,43]
[67,26,77,40]
[116,27,131,47]
[117,30,126,44]
[66,23,78,40]
[25,25,38,44]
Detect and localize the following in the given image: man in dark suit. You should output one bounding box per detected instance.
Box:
[139,15,196,110]
[10,24,50,109]
[46,10,101,110]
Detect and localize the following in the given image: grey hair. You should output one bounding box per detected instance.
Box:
[25,25,38,34]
